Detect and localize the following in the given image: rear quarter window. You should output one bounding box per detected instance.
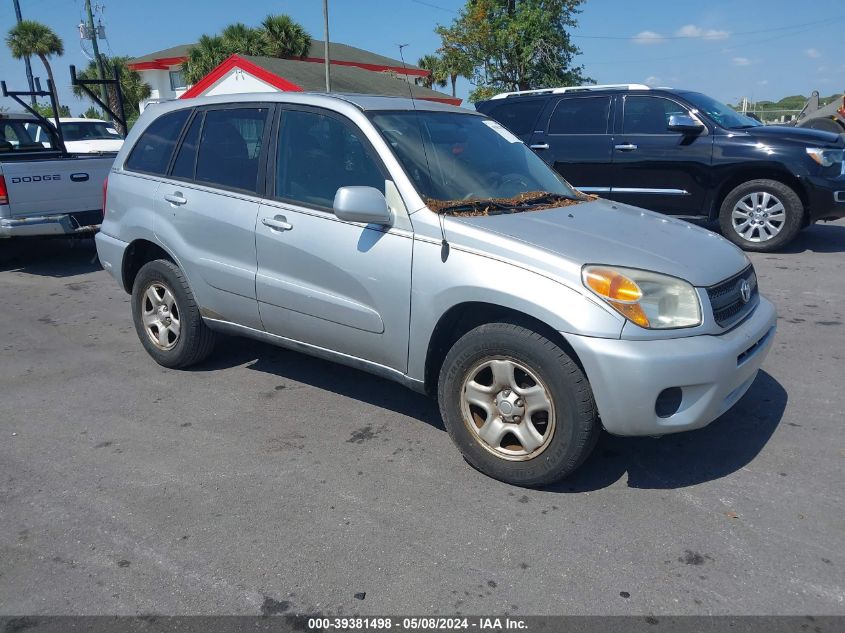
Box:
[484,100,545,136]
[125,109,190,175]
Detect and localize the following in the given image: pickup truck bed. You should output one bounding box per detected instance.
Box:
[1,113,114,238]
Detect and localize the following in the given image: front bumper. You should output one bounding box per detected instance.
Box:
[565,297,777,436]
[0,212,101,238]
[805,173,845,222]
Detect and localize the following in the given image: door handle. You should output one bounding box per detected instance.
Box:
[164,192,187,205]
[614,143,638,152]
[262,215,293,232]
[530,143,549,150]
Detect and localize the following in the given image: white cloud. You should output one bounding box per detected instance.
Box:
[676,24,730,40]
[644,76,661,86]
[633,31,664,45]
[732,57,751,66]
[758,80,768,86]
[805,48,822,58]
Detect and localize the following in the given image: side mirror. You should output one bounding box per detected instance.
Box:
[333,186,393,226]
[668,114,705,134]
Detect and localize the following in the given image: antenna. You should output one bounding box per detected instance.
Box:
[397,43,449,259]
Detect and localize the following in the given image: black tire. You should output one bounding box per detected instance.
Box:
[718,179,803,252]
[131,259,216,368]
[437,322,599,487]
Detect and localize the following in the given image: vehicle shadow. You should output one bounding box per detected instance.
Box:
[197,337,786,490]
[777,221,845,254]
[195,336,444,430]
[0,236,102,277]
[551,370,787,492]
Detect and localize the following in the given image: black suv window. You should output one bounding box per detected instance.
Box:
[125,109,190,174]
[275,109,385,209]
[548,96,611,135]
[485,99,544,136]
[195,108,268,192]
[623,96,688,134]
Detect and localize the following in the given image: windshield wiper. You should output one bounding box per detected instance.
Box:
[515,191,578,206]
[432,199,514,214]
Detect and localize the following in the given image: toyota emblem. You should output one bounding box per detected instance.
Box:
[739,279,751,303]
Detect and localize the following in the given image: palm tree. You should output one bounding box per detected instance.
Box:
[72,56,151,133]
[221,23,265,57]
[6,20,64,116]
[417,55,447,90]
[261,14,311,58]
[183,34,227,85]
[439,46,472,98]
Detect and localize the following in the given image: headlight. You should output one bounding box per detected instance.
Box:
[582,265,702,329]
[806,147,844,167]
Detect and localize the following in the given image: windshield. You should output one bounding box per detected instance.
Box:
[61,121,123,142]
[681,92,762,129]
[370,111,578,208]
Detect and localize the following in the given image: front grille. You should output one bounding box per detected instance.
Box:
[707,265,758,329]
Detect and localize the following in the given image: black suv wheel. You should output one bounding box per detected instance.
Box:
[719,179,803,252]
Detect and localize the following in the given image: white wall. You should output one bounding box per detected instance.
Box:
[204,68,280,96]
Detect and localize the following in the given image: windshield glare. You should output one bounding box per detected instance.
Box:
[681,92,762,129]
[62,122,122,142]
[370,111,576,203]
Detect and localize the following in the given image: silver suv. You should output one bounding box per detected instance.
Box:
[96,93,777,486]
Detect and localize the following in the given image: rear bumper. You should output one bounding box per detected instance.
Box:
[805,174,845,222]
[94,231,129,289]
[0,210,102,238]
[564,297,777,436]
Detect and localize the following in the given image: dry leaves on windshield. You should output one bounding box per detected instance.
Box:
[427,190,598,216]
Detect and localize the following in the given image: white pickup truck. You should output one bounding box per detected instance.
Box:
[1,111,114,238]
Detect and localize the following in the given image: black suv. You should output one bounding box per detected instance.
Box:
[476,85,845,251]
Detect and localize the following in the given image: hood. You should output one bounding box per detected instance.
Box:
[744,124,844,147]
[64,139,124,153]
[444,198,749,288]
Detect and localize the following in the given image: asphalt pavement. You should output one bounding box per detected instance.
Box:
[1,222,843,616]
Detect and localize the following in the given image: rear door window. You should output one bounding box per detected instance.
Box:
[547,96,611,135]
[125,109,190,175]
[485,99,545,136]
[170,113,202,181]
[275,109,385,209]
[194,107,268,193]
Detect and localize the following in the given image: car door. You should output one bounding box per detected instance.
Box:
[527,95,614,193]
[155,104,271,331]
[609,94,713,215]
[255,106,413,372]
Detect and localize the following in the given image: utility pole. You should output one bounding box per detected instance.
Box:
[323,0,331,92]
[11,0,36,106]
[84,0,111,119]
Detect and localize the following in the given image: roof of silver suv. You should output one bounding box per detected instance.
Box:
[145,92,473,115]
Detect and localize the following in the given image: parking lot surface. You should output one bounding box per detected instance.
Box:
[1,223,844,616]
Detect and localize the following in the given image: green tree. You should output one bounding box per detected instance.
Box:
[436,0,589,102]
[183,15,311,86]
[6,20,65,116]
[82,106,104,119]
[72,56,151,134]
[438,45,473,98]
[261,14,311,58]
[416,54,447,90]
[32,100,70,118]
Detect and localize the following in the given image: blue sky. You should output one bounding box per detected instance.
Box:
[1,0,844,114]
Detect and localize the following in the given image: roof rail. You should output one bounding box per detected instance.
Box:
[489,83,651,100]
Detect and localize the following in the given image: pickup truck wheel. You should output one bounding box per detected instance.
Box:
[131,259,215,368]
[438,322,599,487]
[719,179,803,252]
